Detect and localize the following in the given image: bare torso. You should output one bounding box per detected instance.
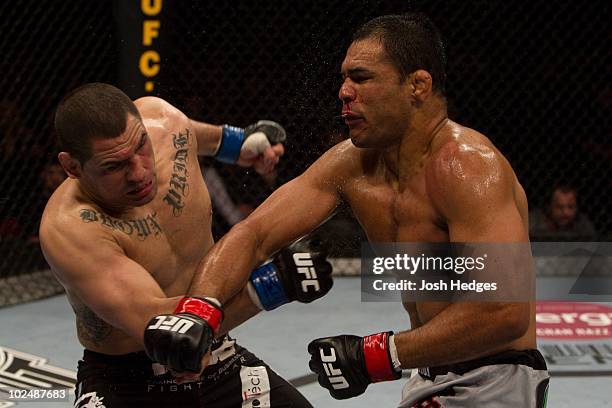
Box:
[341,120,535,352]
[42,100,214,354]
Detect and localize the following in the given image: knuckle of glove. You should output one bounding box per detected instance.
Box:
[307,340,318,355]
[144,315,174,363]
[308,357,323,375]
[319,259,333,277]
[322,272,334,293]
[176,328,206,371]
[288,235,324,253]
[245,120,286,144]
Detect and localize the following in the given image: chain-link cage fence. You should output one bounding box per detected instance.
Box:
[0,0,610,304]
[158,0,610,246]
[0,0,120,305]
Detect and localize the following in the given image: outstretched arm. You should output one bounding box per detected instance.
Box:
[188,143,349,303]
[144,142,354,373]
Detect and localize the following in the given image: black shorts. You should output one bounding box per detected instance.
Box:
[74,342,312,408]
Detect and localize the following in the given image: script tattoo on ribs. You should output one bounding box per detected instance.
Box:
[73,304,112,347]
[78,208,162,240]
[163,129,191,216]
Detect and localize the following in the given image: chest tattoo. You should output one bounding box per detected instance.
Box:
[79,208,163,240]
[163,129,191,216]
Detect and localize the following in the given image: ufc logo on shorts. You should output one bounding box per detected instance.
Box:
[319,347,349,390]
[293,253,320,292]
[147,316,194,333]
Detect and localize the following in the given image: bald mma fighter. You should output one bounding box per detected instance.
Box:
[144,13,551,407]
[40,83,332,407]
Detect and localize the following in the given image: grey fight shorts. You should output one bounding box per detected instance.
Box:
[398,349,550,408]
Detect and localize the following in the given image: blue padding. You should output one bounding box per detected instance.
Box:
[216,125,245,163]
[250,263,288,311]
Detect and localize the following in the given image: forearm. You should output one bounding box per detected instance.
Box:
[217,285,261,336]
[190,119,223,156]
[189,222,265,304]
[110,295,183,345]
[395,302,529,369]
[189,165,341,304]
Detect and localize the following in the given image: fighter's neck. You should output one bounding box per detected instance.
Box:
[75,181,136,218]
[382,110,449,181]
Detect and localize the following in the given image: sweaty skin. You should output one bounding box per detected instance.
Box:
[189,37,535,370]
[40,97,263,355]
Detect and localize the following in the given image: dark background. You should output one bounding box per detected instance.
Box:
[0,0,610,275]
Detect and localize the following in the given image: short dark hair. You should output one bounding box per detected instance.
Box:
[550,183,577,201]
[352,13,447,94]
[54,83,141,163]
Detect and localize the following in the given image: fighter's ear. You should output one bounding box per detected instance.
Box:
[410,69,433,101]
[58,152,82,179]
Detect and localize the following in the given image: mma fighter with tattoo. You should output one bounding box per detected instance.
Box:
[40,83,333,407]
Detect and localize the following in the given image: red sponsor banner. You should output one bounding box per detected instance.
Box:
[536,302,612,340]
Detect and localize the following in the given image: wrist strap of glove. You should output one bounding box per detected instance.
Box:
[249,263,288,311]
[363,331,402,383]
[388,334,402,371]
[174,297,223,334]
[215,125,245,163]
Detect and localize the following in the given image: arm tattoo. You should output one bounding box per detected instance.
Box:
[163,128,191,216]
[79,208,162,241]
[73,304,113,347]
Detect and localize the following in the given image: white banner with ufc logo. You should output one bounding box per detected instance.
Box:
[239,366,270,408]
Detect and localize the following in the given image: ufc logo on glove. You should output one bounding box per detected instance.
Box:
[248,237,333,311]
[320,348,349,390]
[293,252,321,292]
[147,315,195,333]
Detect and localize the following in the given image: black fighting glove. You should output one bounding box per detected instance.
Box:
[215,120,286,164]
[248,236,333,310]
[308,332,401,400]
[143,297,223,373]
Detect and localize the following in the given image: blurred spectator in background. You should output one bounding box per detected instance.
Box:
[529,184,597,240]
